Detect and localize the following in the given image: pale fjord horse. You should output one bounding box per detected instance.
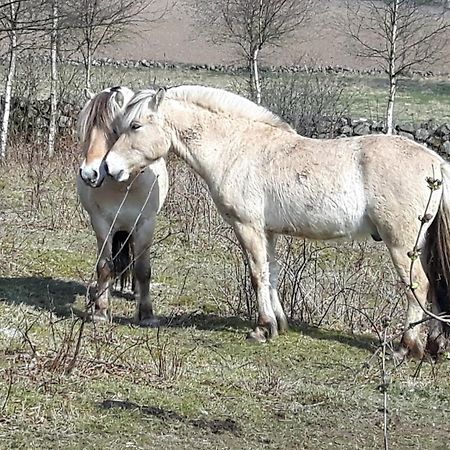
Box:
[101,85,450,358]
[77,86,168,325]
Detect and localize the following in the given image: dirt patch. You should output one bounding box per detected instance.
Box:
[102,0,450,72]
[100,399,241,436]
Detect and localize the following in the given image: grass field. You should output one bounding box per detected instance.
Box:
[84,65,450,124]
[0,127,449,449]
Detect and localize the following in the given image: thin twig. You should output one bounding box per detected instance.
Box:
[381,321,389,450]
[1,367,13,412]
[408,174,450,325]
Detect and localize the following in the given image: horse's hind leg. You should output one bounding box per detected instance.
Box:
[389,246,429,359]
[266,232,288,332]
[94,235,113,322]
[233,223,278,342]
[133,223,158,327]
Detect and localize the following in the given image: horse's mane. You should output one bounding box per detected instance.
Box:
[122,89,157,130]
[123,85,295,133]
[77,86,134,142]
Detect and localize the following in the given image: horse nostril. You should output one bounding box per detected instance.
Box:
[91,169,98,181]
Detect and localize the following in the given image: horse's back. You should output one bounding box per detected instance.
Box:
[256,133,442,242]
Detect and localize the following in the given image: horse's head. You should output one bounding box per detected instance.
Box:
[78,86,134,187]
[105,88,170,183]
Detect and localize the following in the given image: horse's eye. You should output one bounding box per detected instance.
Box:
[131,122,142,130]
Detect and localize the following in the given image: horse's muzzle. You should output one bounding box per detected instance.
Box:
[79,165,106,188]
[104,154,130,182]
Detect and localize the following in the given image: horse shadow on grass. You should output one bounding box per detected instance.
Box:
[0,276,378,353]
[0,276,87,317]
[128,312,377,353]
[290,321,380,353]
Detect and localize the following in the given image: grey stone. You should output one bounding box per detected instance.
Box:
[397,123,415,134]
[340,125,353,136]
[441,141,450,155]
[435,123,450,137]
[353,122,371,136]
[427,136,442,149]
[414,128,429,142]
[398,131,414,140]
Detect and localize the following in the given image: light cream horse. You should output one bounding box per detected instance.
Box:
[77,86,168,325]
[100,85,450,358]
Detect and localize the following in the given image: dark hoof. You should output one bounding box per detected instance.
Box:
[138,317,160,328]
[426,334,449,359]
[278,317,289,333]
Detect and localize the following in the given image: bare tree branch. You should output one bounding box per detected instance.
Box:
[345,0,450,134]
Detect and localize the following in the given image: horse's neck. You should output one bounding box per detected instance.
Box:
[167,103,229,183]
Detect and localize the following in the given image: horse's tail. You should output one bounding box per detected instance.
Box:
[112,230,134,292]
[425,163,450,353]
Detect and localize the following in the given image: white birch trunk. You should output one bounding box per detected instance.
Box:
[86,47,92,90]
[0,25,17,160]
[386,0,399,135]
[386,77,397,135]
[252,48,261,105]
[48,0,58,158]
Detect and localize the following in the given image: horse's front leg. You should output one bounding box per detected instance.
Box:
[233,223,278,342]
[93,235,113,322]
[266,232,288,333]
[133,222,158,327]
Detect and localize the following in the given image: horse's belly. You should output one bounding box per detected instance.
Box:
[264,190,370,240]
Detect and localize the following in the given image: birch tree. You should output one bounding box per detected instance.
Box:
[0,0,49,160]
[346,0,450,134]
[193,0,316,104]
[67,0,165,90]
[0,1,19,160]
[48,0,58,157]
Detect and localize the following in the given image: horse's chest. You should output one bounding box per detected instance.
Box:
[96,194,153,229]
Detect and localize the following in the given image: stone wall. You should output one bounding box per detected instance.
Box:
[2,93,450,159]
[0,95,79,139]
[334,117,450,157]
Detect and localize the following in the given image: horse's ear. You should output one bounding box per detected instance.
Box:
[114,90,125,108]
[149,87,166,112]
[84,88,94,100]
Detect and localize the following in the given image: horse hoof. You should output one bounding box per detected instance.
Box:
[394,339,424,361]
[138,317,160,328]
[426,334,449,359]
[246,327,268,343]
[92,310,110,323]
[278,318,289,333]
[393,345,408,362]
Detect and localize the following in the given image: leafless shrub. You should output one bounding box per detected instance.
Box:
[146,328,185,381]
[4,134,86,230]
[163,155,225,244]
[275,238,404,333]
[262,69,350,137]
